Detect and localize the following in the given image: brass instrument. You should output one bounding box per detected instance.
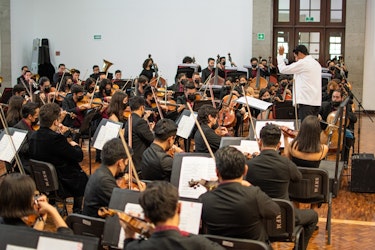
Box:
[102,59,113,73]
[0,76,3,83]
[31,74,40,82]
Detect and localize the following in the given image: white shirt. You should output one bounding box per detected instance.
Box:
[277,55,322,106]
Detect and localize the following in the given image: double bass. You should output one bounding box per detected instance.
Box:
[148,54,167,88]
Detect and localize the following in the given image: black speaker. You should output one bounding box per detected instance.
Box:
[351,154,375,193]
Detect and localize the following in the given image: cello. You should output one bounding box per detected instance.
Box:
[218,83,238,128]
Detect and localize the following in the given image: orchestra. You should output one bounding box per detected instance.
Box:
[0,48,359,250]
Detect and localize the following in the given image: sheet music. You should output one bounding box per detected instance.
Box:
[255,121,294,148]
[178,157,217,199]
[37,236,83,250]
[230,140,259,154]
[6,246,35,250]
[117,203,145,249]
[0,131,27,163]
[93,121,122,150]
[176,113,196,139]
[236,96,272,111]
[179,200,202,235]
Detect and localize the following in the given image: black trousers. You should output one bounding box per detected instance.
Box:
[298,104,320,122]
[295,208,318,250]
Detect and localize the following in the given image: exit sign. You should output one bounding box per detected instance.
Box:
[305,16,314,22]
[93,35,102,40]
[257,33,265,41]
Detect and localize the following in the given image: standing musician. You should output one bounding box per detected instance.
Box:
[61,84,90,129]
[277,45,322,121]
[83,138,137,218]
[29,103,88,213]
[194,104,228,153]
[90,65,100,80]
[113,69,123,82]
[141,119,183,181]
[122,181,225,250]
[248,57,268,79]
[71,69,81,85]
[125,96,155,178]
[52,63,66,84]
[319,89,357,163]
[16,65,29,85]
[201,57,215,83]
[135,75,149,97]
[140,57,156,82]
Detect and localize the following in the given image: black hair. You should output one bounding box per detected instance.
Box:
[129,96,145,111]
[182,56,193,63]
[38,76,50,87]
[21,102,39,119]
[260,124,281,147]
[293,45,309,55]
[101,138,128,166]
[197,104,218,125]
[208,58,215,63]
[12,84,26,95]
[215,146,246,180]
[154,119,177,141]
[71,84,84,94]
[39,103,60,127]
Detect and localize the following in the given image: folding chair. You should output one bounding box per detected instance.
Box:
[263,198,304,250]
[288,167,332,244]
[203,234,269,250]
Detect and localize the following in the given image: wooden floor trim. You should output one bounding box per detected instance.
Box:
[319,217,375,226]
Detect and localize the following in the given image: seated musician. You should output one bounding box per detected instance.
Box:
[34,76,53,106]
[199,146,279,244]
[16,65,28,85]
[60,76,73,94]
[194,104,228,153]
[255,88,273,119]
[122,181,225,250]
[125,96,155,178]
[94,78,113,102]
[246,124,318,249]
[83,77,96,97]
[71,69,81,85]
[107,91,128,123]
[113,69,122,82]
[268,82,283,102]
[176,82,198,110]
[319,89,357,163]
[52,63,66,84]
[141,119,183,181]
[61,84,90,129]
[83,138,140,218]
[283,115,328,168]
[168,73,187,93]
[29,103,88,213]
[12,83,27,98]
[191,72,202,89]
[0,173,72,234]
[135,75,149,97]
[90,65,100,80]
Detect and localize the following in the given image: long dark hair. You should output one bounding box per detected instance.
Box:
[291,115,321,153]
[6,95,24,125]
[107,91,127,121]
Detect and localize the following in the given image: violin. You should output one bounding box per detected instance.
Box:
[123,106,131,119]
[21,213,39,227]
[188,179,218,191]
[279,125,298,138]
[98,207,154,238]
[76,95,103,108]
[116,173,146,191]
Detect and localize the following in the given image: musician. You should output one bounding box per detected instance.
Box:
[12,84,27,99]
[319,89,357,163]
[0,173,72,233]
[107,91,128,123]
[16,65,29,85]
[61,84,90,129]
[125,96,155,177]
[268,82,283,102]
[140,58,156,82]
[201,57,215,83]
[12,102,40,174]
[141,119,182,181]
[52,63,66,84]
[176,82,198,109]
[246,124,318,249]
[168,73,187,93]
[113,69,122,82]
[194,104,228,153]
[277,45,321,121]
[122,181,225,250]
[199,146,279,243]
[29,103,88,213]
[83,77,96,97]
[283,115,328,168]
[5,95,24,127]
[191,72,202,89]
[95,78,113,101]
[135,75,149,97]
[23,70,39,93]
[60,76,73,94]
[34,76,52,106]
[82,138,131,218]
[90,65,100,80]
[322,80,339,102]
[248,57,269,79]
[71,69,81,85]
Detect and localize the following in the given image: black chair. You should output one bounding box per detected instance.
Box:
[203,234,269,250]
[66,213,106,250]
[29,159,68,216]
[263,198,304,250]
[288,167,332,244]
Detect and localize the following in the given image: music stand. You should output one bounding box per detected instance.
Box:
[176,64,200,78]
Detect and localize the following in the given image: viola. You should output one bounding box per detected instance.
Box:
[188,179,218,191]
[116,173,146,191]
[98,207,154,238]
[76,95,103,108]
[123,106,131,119]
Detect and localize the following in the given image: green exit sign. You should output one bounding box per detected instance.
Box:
[93,35,102,40]
[257,33,265,41]
[305,16,314,22]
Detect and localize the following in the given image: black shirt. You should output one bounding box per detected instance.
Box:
[141,143,173,181]
[194,124,221,153]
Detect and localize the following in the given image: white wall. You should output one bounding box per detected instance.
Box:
[362,0,375,110]
[11,0,253,85]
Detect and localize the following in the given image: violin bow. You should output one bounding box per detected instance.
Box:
[121,76,133,92]
[0,105,25,174]
[292,79,299,130]
[151,87,164,119]
[118,129,144,191]
[89,77,101,107]
[186,102,215,159]
[52,71,66,103]
[241,86,258,141]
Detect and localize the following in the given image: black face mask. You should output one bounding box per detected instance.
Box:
[240,82,247,86]
[77,95,84,101]
[212,121,219,130]
[105,89,112,96]
[252,64,257,68]
[332,101,341,107]
[44,86,51,93]
[222,61,226,66]
[31,118,39,126]
[263,98,271,102]
[187,94,196,102]
[194,79,200,84]
[88,87,95,93]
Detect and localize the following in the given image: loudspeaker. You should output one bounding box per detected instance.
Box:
[351,154,375,193]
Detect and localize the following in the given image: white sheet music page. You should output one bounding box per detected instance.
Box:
[230,140,259,154]
[176,113,196,139]
[6,245,35,250]
[236,96,272,111]
[93,121,122,150]
[0,131,27,163]
[255,121,294,148]
[117,203,145,249]
[36,236,83,250]
[179,200,202,235]
[178,156,217,199]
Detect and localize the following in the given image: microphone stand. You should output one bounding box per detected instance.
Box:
[343,84,373,154]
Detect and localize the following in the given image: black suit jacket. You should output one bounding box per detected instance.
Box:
[125,113,154,173]
[141,143,173,181]
[29,127,88,197]
[199,182,280,242]
[194,124,221,153]
[13,119,34,173]
[125,228,225,250]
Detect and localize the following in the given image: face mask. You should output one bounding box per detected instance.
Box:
[77,95,84,101]
[212,121,219,130]
[263,98,271,102]
[222,61,226,66]
[88,87,95,93]
[187,94,196,102]
[21,94,26,99]
[31,118,39,126]
[252,64,257,68]
[332,101,340,107]
[194,79,200,84]
[105,89,112,96]
[240,82,247,86]
[44,86,51,93]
